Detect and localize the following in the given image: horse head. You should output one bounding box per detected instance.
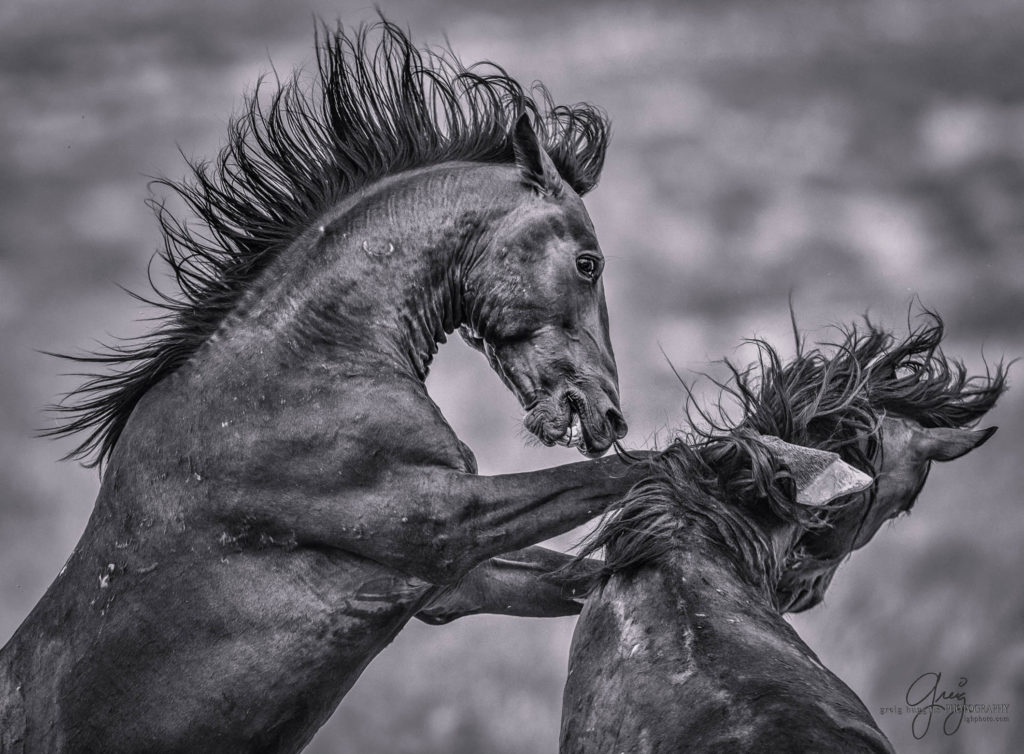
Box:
[459,114,626,457]
[777,417,996,611]
[776,316,1005,612]
[849,418,995,549]
[562,313,1005,754]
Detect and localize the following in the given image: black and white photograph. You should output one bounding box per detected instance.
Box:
[1,1,1021,751]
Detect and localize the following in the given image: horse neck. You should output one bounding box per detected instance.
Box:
[593,526,886,753]
[224,162,517,381]
[665,498,802,615]
[661,540,772,619]
[612,537,807,680]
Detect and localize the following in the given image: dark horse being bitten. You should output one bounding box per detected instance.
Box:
[561,315,1005,753]
[0,20,646,753]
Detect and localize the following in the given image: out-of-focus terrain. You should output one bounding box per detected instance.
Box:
[1,1,1021,752]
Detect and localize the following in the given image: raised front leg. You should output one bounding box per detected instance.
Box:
[415,546,602,624]
[421,455,649,580]
[260,452,650,585]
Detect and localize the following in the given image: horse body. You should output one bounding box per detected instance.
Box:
[5,514,422,753]
[2,23,645,752]
[5,374,440,751]
[563,527,892,753]
[561,317,1004,753]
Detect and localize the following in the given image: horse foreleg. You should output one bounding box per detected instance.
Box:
[423,453,648,581]
[414,546,602,624]
[267,452,649,586]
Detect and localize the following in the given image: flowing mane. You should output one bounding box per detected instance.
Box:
[582,312,1007,597]
[44,17,611,467]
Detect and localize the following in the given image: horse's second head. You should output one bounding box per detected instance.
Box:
[778,415,996,610]
[460,114,626,457]
[849,416,996,548]
[777,317,1005,612]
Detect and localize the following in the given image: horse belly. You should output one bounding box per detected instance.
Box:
[50,547,432,753]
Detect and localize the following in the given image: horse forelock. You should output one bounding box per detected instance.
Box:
[42,16,611,467]
[854,310,1008,429]
[580,310,1006,604]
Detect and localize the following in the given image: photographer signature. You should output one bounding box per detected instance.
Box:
[905,672,967,739]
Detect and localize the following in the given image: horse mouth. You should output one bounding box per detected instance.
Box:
[556,400,588,452]
[524,392,609,458]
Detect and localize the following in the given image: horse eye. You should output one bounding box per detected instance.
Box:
[575,254,601,280]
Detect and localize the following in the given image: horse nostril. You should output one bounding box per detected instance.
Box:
[606,408,628,440]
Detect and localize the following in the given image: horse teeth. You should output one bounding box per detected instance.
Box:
[562,414,583,446]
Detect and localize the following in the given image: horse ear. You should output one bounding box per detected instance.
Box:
[512,112,563,196]
[917,426,997,462]
[759,435,874,506]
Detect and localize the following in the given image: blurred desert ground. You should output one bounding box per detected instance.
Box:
[2,0,1022,751]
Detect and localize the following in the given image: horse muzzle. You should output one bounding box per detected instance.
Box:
[525,384,627,457]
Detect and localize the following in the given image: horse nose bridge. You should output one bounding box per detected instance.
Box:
[568,352,621,408]
[574,317,620,385]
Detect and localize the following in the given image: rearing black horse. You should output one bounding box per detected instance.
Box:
[0,20,642,753]
[560,315,1005,752]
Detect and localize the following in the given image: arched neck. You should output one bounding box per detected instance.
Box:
[229,162,520,381]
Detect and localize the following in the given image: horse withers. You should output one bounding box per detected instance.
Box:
[1,20,643,753]
[560,315,1005,753]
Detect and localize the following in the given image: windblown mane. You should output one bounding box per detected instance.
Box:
[44,17,611,467]
[582,312,1006,600]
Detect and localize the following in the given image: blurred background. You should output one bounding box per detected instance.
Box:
[2,0,1022,751]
